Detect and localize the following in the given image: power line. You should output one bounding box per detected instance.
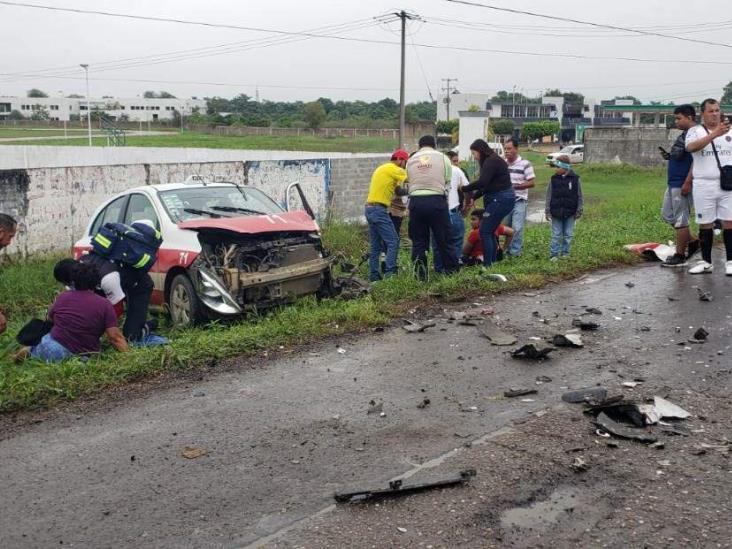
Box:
[0,18,386,82]
[446,0,732,49]
[424,14,732,35]
[426,16,732,38]
[0,73,422,92]
[0,1,399,46]
[4,1,732,90]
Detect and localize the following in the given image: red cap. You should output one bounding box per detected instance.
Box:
[391,149,409,161]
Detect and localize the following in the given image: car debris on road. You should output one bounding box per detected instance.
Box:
[504,388,538,398]
[478,322,518,346]
[511,344,554,361]
[552,333,584,348]
[402,319,436,333]
[333,469,477,504]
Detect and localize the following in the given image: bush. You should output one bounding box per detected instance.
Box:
[522,120,560,141]
[436,119,459,134]
[490,119,514,136]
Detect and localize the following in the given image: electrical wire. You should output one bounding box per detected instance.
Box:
[446,0,732,49]
[0,17,389,82]
[425,16,732,38]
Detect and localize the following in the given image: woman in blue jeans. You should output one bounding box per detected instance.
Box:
[462,139,515,266]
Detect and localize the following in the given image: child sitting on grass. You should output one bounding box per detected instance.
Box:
[462,208,514,266]
[545,155,583,260]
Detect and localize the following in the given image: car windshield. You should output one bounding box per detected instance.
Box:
[559,146,576,153]
[158,185,283,223]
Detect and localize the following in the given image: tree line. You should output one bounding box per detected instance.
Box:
[197,95,436,129]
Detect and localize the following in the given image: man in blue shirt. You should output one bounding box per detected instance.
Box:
[660,104,699,267]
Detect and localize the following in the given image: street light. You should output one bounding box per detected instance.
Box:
[80,64,91,146]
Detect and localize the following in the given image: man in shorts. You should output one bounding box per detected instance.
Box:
[685,98,732,275]
[660,104,699,267]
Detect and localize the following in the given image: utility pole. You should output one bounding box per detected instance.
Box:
[441,78,458,121]
[394,10,419,148]
[80,64,91,146]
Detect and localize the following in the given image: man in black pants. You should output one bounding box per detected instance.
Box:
[406,135,457,280]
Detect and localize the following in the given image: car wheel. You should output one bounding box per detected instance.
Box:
[169,274,205,326]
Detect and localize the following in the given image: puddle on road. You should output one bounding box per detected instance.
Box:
[501,486,583,530]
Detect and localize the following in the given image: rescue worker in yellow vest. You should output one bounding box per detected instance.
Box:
[406,136,458,280]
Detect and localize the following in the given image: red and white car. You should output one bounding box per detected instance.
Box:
[73,178,336,326]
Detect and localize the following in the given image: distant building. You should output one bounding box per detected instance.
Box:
[437,92,493,121]
[0,96,206,122]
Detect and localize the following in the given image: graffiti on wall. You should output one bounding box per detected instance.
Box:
[0,159,331,257]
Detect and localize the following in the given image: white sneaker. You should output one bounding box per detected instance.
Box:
[726,261,732,276]
[688,260,713,274]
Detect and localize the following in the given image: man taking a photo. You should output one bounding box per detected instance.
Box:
[660,104,699,267]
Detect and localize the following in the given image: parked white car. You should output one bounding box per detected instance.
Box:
[546,144,584,164]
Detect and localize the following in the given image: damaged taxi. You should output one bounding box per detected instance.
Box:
[73,177,337,325]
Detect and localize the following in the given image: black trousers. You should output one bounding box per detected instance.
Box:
[119,268,154,341]
[408,194,458,279]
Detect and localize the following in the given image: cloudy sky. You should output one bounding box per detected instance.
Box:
[1,0,730,103]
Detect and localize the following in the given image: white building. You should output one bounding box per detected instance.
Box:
[456,111,491,161]
[0,96,206,122]
[437,92,493,121]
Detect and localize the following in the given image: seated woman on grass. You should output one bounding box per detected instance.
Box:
[20,262,129,363]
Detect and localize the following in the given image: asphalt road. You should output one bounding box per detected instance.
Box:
[2,259,731,548]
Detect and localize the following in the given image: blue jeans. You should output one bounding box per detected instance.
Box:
[31,333,73,363]
[433,209,465,272]
[479,188,516,266]
[365,204,399,281]
[505,199,527,256]
[550,216,576,257]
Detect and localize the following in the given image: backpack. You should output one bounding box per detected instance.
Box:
[91,222,162,271]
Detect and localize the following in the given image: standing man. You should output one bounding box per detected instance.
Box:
[365,149,409,282]
[660,104,699,267]
[433,151,469,271]
[406,135,457,280]
[685,98,732,275]
[503,138,535,257]
[0,214,18,334]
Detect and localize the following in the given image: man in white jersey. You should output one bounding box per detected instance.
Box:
[685,98,732,275]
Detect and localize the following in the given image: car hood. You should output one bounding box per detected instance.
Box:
[177,210,319,235]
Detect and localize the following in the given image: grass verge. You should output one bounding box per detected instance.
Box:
[1,131,398,153]
[0,158,671,412]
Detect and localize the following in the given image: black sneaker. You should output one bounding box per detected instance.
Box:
[686,239,701,259]
[661,253,688,268]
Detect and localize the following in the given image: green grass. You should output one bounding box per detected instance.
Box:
[0,159,671,413]
[0,128,92,138]
[0,130,398,153]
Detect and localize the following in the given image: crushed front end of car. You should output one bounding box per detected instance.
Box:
[187,227,338,317]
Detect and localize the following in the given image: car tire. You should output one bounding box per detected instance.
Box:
[169,273,206,326]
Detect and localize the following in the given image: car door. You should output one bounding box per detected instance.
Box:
[122,192,167,302]
[124,192,161,230]
[74,195,130,258]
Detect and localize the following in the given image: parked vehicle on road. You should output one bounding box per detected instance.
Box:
[546,144,584,164]
[73,177,337,326]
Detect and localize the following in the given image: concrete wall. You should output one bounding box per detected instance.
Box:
[0,146,388,257]
[584,127,679,167]
[329,156,388,221]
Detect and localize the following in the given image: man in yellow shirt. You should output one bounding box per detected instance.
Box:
[365,149,409,281]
